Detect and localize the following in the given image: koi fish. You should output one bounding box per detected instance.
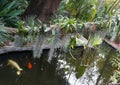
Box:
[27,61,32,69]
[26,57,32,69]
[8,59,23,75]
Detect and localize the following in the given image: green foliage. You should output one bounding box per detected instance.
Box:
[110,52,120,70]
[14,0,28,10]
[0,25,11,46]
[110,11,120,40]
[96,43,120,84]
[96,0,120,18]
[14,18,37,46]
[89,31,107,47]
[96,0,110,18]
[67,37,76,49]
[0,0,23,27]
[113,70,120,82]
[17,21,28,35]
[52,16,83,33]
[59,0,97,21]
[75,65,86,79]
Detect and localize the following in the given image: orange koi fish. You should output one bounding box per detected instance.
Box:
[27,57,32,69]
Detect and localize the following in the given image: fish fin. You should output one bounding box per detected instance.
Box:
[19,68,23,71]
[17,69,23,75]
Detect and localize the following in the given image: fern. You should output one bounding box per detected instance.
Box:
[110,53,120,70]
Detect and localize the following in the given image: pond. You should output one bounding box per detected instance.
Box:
[0,50,68,85]
[0,43,119,85]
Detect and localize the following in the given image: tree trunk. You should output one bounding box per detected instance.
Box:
[21,0,61,22]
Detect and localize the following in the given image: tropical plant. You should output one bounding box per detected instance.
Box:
[0,25,12,47]
[95,0,120,21]
[14,17,37,47]
[14,0,29,10]
[110,10,120,41]
[58,0,97,21]
[52,16,83,33]
[0,0,23,27]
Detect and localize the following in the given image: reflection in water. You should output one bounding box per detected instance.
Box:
[57,47,99,85]
[0,44,119,85]
[57,45,119,85]
[66,67,98,85]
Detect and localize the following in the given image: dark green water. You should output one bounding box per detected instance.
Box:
[0,50,68,85]
[0,59,67,85]
[0,45,119,85]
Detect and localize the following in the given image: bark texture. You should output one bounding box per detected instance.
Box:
[21,0,61,21]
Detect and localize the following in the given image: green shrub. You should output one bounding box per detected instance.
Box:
[0,0,24,27]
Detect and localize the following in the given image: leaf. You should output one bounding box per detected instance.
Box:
[66,0,70,4]
[68,37,76,48]
[0,1,16,16]
[75,65,86,79]
[0,27,11,46]
[4,1,16,10]
[92,35,103,46]
[0,0,7,9]
[6,10,23,17]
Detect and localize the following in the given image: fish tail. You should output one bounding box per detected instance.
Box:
[17,71,21,75]
[17,69,23,75]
